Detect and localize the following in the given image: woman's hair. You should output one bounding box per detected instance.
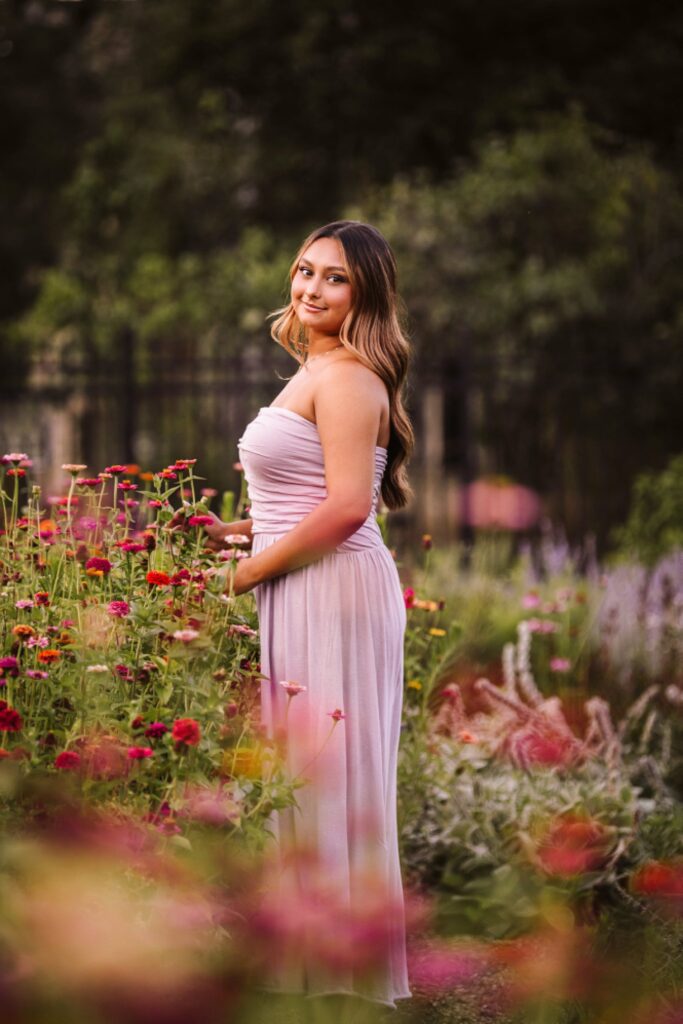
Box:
[269,220,414,510]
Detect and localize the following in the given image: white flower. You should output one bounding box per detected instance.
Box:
[223,533,250,545]
[86,664,109,674]
[172,628,200,643]
[279,680,307,697]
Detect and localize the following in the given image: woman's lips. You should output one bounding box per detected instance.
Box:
[302,302,325,313]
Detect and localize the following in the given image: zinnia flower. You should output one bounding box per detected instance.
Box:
[105,464,127,475]
[37,649,61,664]
[75,477,102,488]
[107,600,130,618]
[328,708,346,722]
[630,860,683,901]
[55,751,81,770]
[62,463,87,474]
[549,657,571,673]
[0,704,23,732]
[3,452,29,463]
[227,624,258,638]
[403,587,415,609]
[127,746,154,760]
[15,599,34,610]
[86,664,109,674]
[172,718,201,747]
[172,629,200,643]
[279,680,307,697]
[144,722,168,740]
[26,670,48,680]
[188,515,214,527]
[146,570,171,586]
[0,657,20,677]
[34,591,51,605]
[85,557,112,575]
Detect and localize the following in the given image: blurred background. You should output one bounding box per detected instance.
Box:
[1,0,683,552]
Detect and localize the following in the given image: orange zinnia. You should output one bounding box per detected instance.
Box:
[38,649,61,664]
[12,624,35,639]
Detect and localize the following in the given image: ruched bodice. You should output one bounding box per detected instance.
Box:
[237,406,387,551]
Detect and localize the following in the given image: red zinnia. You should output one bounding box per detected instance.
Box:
[55,750,81,771]
[146,570,171,587]
[0,705,23,732]
[188,515,214,527]
[631,861,683,900]
[172,718,201,747]
[34,591,51,606]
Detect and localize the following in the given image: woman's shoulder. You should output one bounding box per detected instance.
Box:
[316,354,387,393]
[314,356,390,423]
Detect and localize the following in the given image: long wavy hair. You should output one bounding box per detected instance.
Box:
[268,220,414,510]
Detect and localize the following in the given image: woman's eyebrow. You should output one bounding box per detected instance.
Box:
[300,258,347,273]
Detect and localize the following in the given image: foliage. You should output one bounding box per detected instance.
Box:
[352,113,683,539]
[0,455,297,842]
[611,452,683,566]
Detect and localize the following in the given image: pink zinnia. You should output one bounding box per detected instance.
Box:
[188,515,214,527]
[403,587,415,610]
[549,657,571,673]
[107,600,130,618]
[105,464,127,475]
[127,746,154,760]
[279,680,307,697]
[0,657,20,677]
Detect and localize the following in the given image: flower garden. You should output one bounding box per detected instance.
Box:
[1,452,682,1024]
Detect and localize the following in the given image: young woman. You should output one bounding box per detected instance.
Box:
[206,220,413,1008]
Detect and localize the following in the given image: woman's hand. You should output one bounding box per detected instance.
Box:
[166,509,252,553]
[229,558,257,596]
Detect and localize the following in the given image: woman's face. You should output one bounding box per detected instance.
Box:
[291,236,353,340]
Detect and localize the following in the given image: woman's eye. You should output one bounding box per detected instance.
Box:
[329,275,347,284]
[298,265,312,276]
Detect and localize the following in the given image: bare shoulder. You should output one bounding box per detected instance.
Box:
[314,356,388,409]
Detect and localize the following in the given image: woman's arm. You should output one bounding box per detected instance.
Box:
[237,362,384,590]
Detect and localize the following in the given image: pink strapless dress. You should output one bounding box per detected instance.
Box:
[238,406,411,1007]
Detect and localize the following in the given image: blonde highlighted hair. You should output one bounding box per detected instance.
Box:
[269,220,414,510]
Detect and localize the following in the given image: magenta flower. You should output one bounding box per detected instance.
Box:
[188,515,214,527]
[550,657,572,673]
[107,600,130,618]
[0,657,20,677]
[127,746,154,760]
[85,556,112,575]
[144,722,168,740]
[328,708,346,722]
